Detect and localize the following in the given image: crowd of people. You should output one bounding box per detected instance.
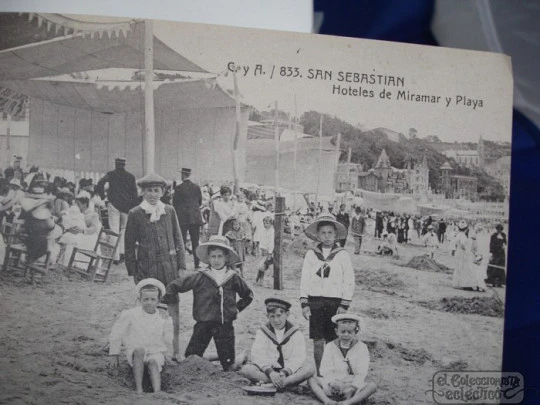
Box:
[1,154,507,403]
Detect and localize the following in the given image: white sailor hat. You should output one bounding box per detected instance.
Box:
[331,313,362,325]
[135,278,166,297]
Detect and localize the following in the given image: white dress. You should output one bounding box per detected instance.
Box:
[452,232,486,290]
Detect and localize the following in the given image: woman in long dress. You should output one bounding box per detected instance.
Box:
[59,191,102,266]
[452,220,486,291]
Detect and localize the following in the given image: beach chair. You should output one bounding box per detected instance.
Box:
[67,228,120,282]
[24,252,52,285]
[2,220,27,273]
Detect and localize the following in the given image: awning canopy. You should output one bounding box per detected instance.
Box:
[0,13,207,81]
[0,79,236,113]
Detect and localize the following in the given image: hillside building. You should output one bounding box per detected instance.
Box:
[356,149,429,194]
[440,161,478,200]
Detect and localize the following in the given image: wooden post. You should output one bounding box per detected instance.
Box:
[335,132,341,194]
[347,146,352,191]
[6,113,11,151]
[232,70,241,195]
[143,19,155,175]
[293,95,298,209]
[273,195,285,290]
[315,115,323,205]
[274,101,280,196]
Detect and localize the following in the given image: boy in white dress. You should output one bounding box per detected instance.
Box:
[309,314,377,405]
[240,298,314,389]
[108,278,168,393]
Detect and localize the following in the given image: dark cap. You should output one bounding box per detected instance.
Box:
[115,157,126,164]
[180,168,192,174]
[264,298,291,311]
[136,173,167,188]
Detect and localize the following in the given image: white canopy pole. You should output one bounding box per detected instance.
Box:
[143,19,155,175]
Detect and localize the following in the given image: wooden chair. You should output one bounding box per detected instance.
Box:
[2,220,27,273]
[67,228,120,282]
[24,252,51,285]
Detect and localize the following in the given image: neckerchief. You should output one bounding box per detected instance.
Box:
[260,321,299,368]
[310,243,345,278]
[140,200,166,223]
[333,339,358,375]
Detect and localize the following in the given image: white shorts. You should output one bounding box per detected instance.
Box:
[126,350,165,372]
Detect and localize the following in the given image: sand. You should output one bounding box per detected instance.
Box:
[0,230,505,404]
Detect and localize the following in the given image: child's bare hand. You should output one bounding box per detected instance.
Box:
[269,371,285,389]
[302,306,311,320]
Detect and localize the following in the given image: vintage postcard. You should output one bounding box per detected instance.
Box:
[0,13,514,405]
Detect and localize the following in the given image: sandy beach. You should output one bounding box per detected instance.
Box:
[0,227,504,405]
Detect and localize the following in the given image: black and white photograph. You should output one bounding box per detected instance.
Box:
[0,11,514,405]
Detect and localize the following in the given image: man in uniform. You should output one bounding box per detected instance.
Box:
[172,168,204,269]
[96,157,138,262]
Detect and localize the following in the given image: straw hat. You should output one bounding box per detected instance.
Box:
[9,178,22,189]
[304,213,348,241]
[195,235,240,266]
[135,278,166,297]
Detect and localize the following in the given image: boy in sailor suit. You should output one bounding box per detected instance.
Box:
[240,298,315,389]
[300,213,355,373]
[163,235,253,370]
[309,314,377,405]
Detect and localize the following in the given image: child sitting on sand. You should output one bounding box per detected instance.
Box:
[239,298,314,389]
[377,232,394,256]
[163,235,253,371]
[108,279,168,394]
[309,314,377,405]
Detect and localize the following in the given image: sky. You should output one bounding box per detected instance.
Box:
[150,20,513,143]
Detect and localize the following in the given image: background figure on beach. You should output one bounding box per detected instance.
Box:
[437,218,447,243]
[173,168,204,269]
[452,220,486,292]
[375,212,383,238]
[212,186,236,236]
[485,224,507,287]
[350,207,365,255]
[96,158,138,262]
[335,204,350,248]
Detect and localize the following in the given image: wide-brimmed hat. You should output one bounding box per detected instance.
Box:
[195,235,240,266]
[9,178,22,189]
[137,173,167,189]
[304,213,348,241]
[135,278,166,297]
[76,190,92,200]
[458,220,468,230]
